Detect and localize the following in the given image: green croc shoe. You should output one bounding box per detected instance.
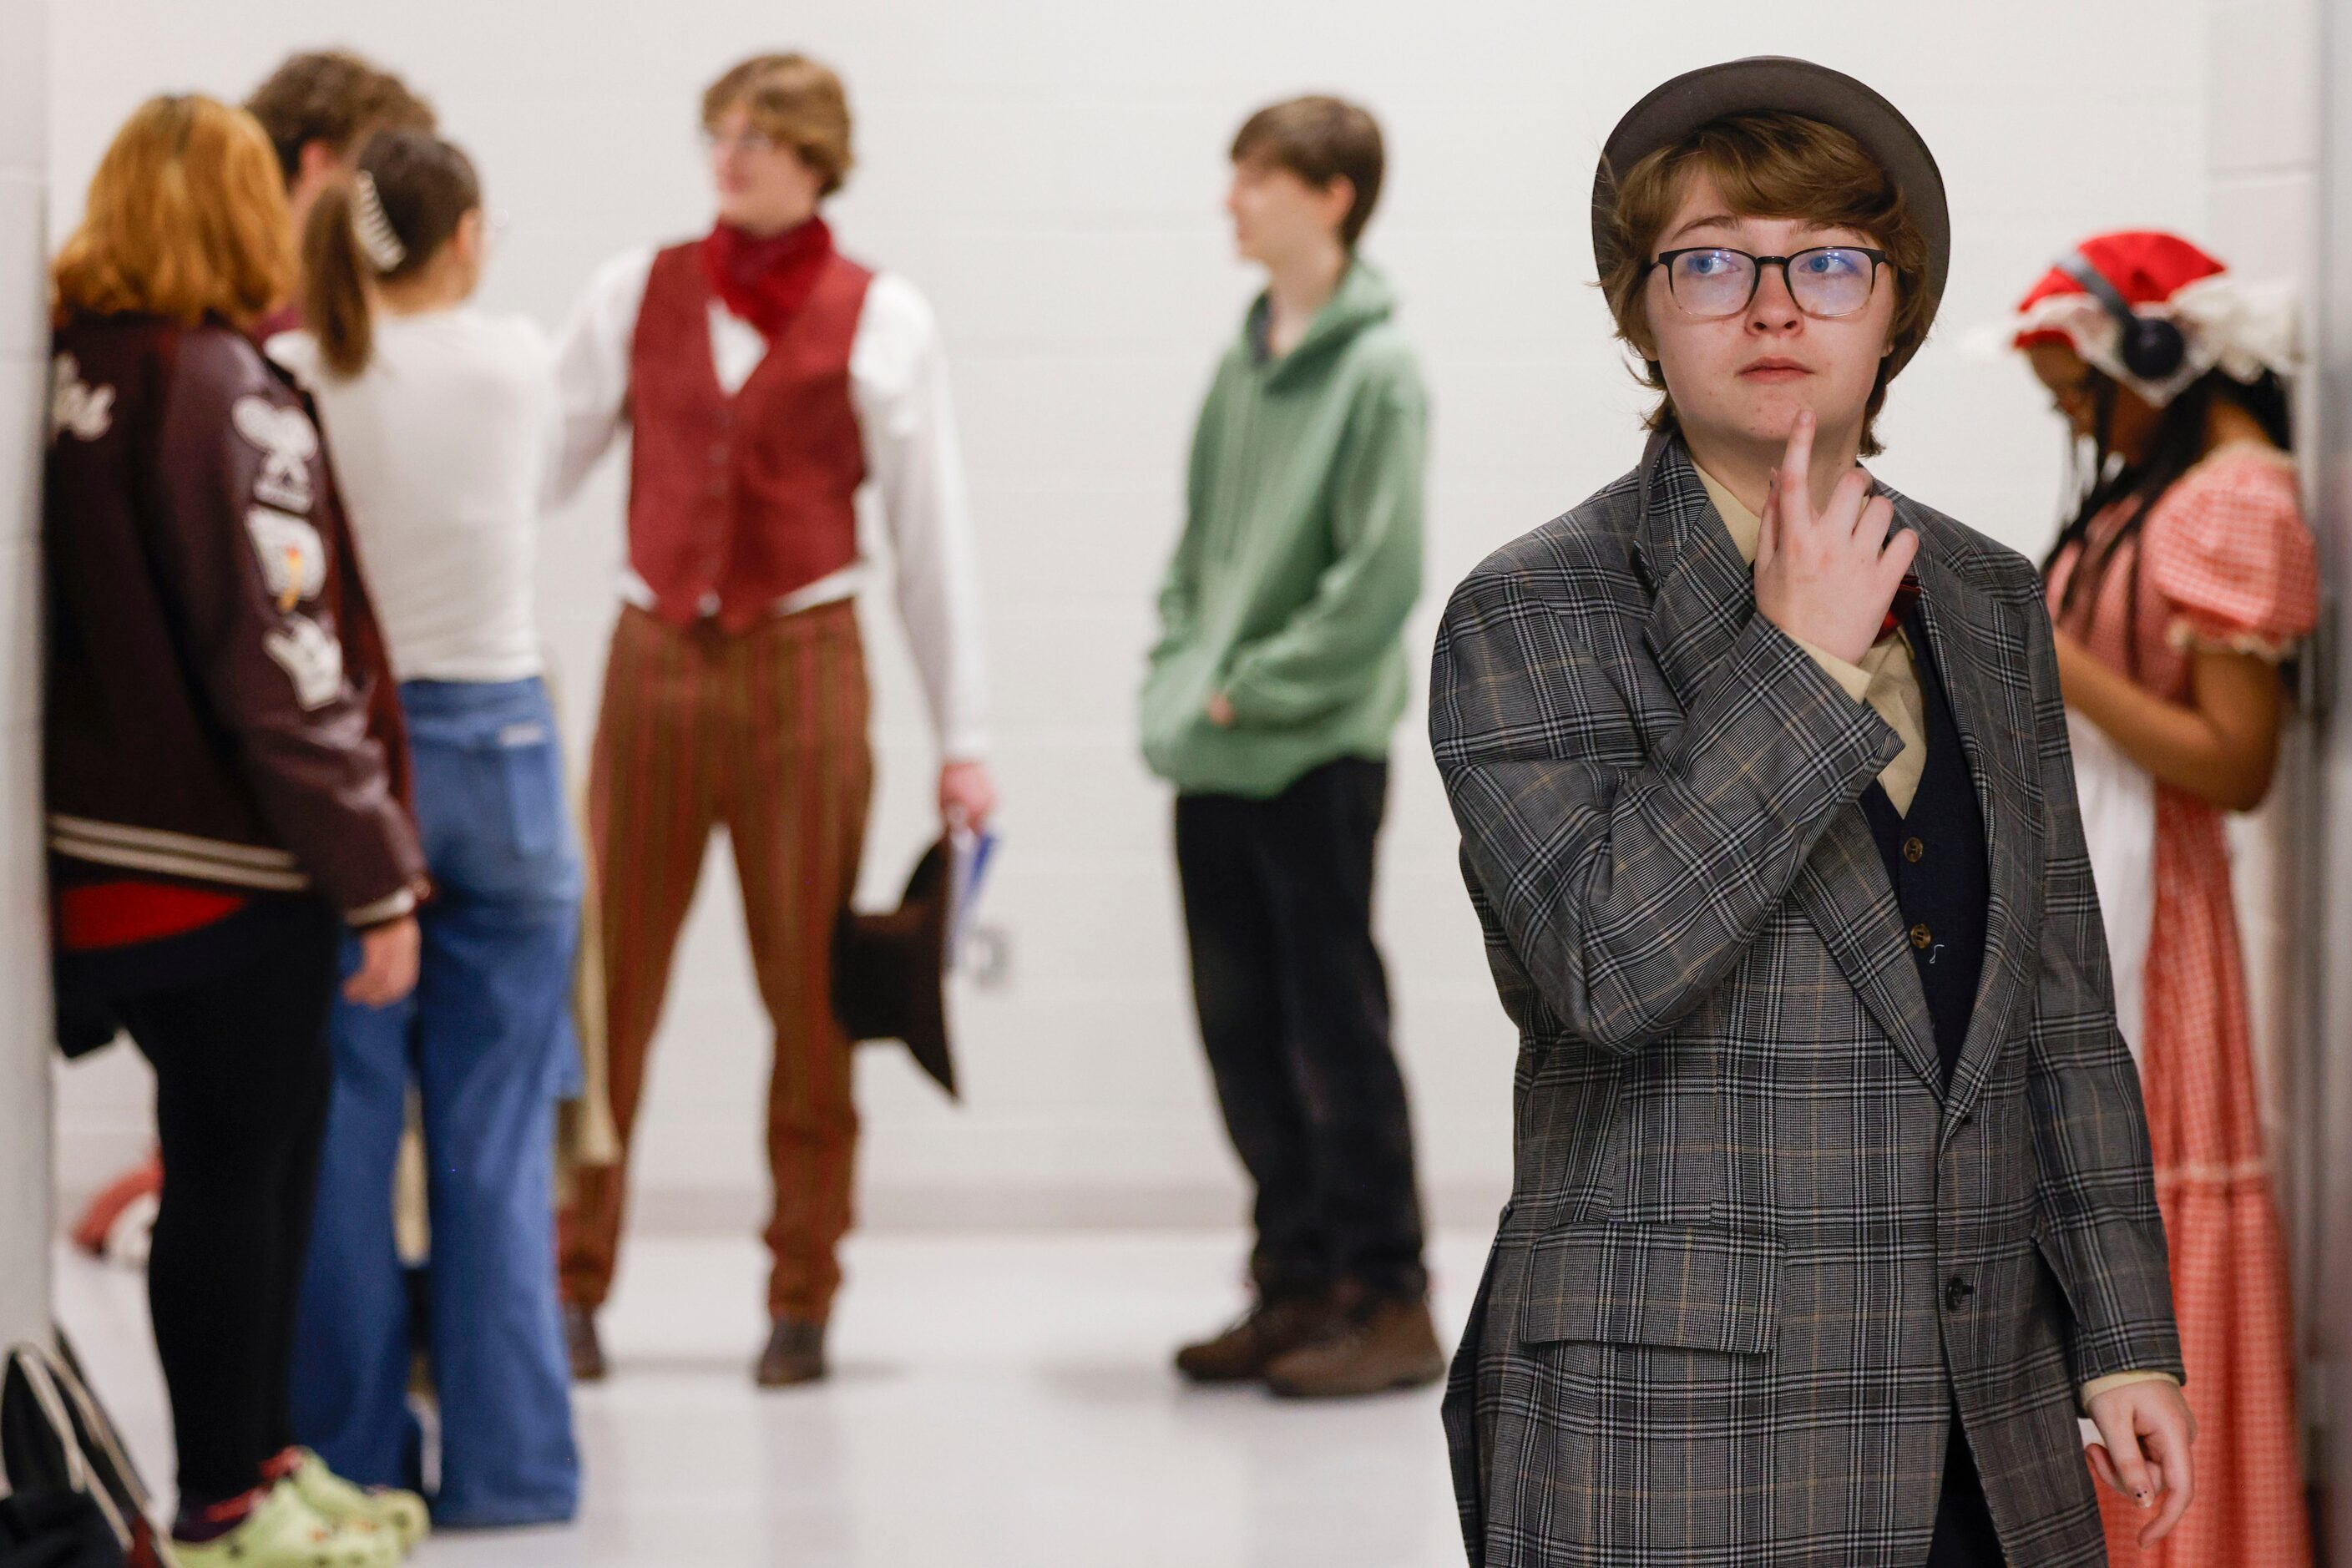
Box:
[174,1479,403,1568]
[271,1449,428,1555]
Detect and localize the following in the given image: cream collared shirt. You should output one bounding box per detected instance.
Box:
[1697,466,2177,1413]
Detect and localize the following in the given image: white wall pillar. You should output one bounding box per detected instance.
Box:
[2199,3,2329,1476]
[2309,0,2352,1536]
[0,0,51,1350]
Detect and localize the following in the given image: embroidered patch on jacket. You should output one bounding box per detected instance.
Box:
[245,507,326,610]
[231,397,319,513]
[263,614,343,710]
[48,355,114,443]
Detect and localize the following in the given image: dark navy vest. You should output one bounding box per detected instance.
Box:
[1854,608,1989,1089]
[1857,609,2004,1558]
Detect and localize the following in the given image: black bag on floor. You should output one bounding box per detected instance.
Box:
[0,1340,173,1568]
[0,1490,122,1568]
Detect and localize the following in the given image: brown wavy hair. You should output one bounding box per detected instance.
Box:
[245,50,436,188]
[52,95,296,327]
[1230,96,1386,249]
[302,131,482,377]
[1596,111,1930,458]
[702,53,854,197]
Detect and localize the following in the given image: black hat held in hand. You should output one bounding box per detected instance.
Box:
[833,837,959,1100]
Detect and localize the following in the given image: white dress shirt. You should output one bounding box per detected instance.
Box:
[549,245,988,760]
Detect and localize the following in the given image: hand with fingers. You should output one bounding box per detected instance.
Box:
[343,914,420,1009]
[2086,1379,2198,1547]
[938,759,999,832]
[1753,408,1918,666]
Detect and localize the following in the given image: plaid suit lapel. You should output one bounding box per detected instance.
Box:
[1635,436,1756,701]
[1634,438,1945,1096]
[1905,516,2043,1134]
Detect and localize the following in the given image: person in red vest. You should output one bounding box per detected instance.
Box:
[549,51,994,1388]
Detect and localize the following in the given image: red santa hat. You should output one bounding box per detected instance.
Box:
[2008,230,2298,406]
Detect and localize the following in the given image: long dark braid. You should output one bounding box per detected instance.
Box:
[2040,369,2294,675]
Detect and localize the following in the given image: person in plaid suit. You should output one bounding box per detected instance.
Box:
[1429,60,2193,1566]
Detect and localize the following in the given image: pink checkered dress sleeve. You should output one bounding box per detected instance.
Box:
[2142,449,2318,662]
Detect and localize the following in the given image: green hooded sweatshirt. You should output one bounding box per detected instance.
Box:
[1140,260,1426,798]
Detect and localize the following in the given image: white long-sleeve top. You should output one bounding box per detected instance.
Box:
[549,246,988,760]
[271,309,557,684]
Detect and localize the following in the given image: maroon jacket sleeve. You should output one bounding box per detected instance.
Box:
[147,331,425,922]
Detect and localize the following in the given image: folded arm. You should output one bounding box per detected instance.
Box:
[1430,568,1895,1050]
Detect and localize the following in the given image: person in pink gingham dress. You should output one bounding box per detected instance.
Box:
[2017,230,2315,1568]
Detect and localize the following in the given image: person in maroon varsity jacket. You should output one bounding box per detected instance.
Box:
[45,95,429,1560]
[549,52,994,1388]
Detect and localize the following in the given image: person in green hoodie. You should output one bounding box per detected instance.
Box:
[1143,94,1439,1400]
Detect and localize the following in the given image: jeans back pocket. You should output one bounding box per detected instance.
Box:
[409,689,581,908]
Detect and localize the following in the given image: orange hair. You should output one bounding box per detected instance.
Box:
[52,95,296,327]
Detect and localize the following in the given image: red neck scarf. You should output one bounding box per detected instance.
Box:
[701,217,836,341]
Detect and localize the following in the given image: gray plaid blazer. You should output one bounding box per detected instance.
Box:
[1431,438,2181,1567]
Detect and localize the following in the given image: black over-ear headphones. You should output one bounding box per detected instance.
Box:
[2056,253,2188,384]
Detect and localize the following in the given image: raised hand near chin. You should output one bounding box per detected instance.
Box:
[1752,408,1917,666]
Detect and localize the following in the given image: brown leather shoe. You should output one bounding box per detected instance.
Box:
[1265,1292,1445,1399]
[564,1302,606,1383]
[756,1317,828,1388]
[1173,1289,1339,1384]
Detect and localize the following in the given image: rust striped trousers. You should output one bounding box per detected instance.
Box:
[559,601,871,1322]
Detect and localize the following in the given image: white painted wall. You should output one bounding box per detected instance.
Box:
[2312,0,2352,1530]
[1,0,51,1347]
[2196,0,2324,1353]
[48,0,2213,1235]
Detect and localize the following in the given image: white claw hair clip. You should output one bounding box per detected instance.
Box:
[350,171,407,274]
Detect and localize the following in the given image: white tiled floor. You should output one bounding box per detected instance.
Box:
[56,1229,1490,1567]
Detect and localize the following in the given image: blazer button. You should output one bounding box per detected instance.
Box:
[1909,923,1933,950]
[1904,837,1925,862]
[1944,1276,1974,1312]
[710,443,729,465]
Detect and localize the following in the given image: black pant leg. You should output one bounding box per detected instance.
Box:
[1924,1414,2007,1568]
[116,903,341,1507]
[260,956,336,1462]
[1257,759,1427,1300]
[1175,790,1328,1297]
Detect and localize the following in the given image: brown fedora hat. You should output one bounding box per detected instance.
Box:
[1592,56,1950,372]
[833,838,958,1100]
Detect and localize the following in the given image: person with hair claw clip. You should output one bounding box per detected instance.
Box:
[1431,58,2191,1566]
[548,51,994,1389]
[272,129,583,1531]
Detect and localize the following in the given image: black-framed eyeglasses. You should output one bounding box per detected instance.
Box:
[1648,246,1889,320]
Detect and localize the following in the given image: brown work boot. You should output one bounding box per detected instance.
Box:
[1173,1288,1339,1384]
[563,1303,606,1383]
[756,1317,828,1388]
[1265,1289,1445,1399]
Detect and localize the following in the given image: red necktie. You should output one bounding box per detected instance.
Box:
[1879,574,1921,645]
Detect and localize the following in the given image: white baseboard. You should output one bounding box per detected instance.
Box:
[629,1178,1513,1236]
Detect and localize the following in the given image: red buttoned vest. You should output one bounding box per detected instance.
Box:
[626,241,873,632]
